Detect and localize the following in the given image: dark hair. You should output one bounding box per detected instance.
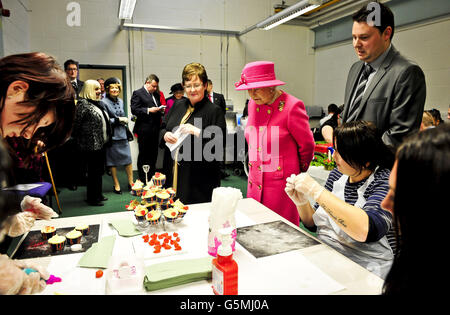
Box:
[104,77,122,94]
[63,59,79,70]
[145,74,159,84]
[428,108,443,125]
[333,120,394,172]
[353,1,395,40]
[327,103,339,114]
[0,52,76,157]
[383,124,450,294]
[170,83,184,94]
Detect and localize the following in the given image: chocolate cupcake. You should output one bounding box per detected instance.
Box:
[48,235,66,252]
[41,226,56,240]
[65,230,82,245]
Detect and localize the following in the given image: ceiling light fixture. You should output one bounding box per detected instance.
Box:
[118,0,136,20]
[257,0,325,30]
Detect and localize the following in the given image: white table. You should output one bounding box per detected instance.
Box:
[15,198,384,295]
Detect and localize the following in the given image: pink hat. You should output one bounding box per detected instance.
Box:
[235,61,285,91]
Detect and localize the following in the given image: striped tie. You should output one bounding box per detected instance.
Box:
[347,64,373,121]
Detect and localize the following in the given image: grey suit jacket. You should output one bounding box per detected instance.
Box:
[342,45,426,148]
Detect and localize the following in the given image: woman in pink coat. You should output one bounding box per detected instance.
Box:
[235,61,315,225]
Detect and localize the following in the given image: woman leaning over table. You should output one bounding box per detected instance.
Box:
[161,62,226,204]
[0,52,75,294]
[381,124,450,294]
[235,61,315,226]
[72,80,112,206]
[100,77,134,194]
[285,121,395,279]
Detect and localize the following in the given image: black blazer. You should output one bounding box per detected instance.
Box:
[130,86,162,135]
[212,92,226,115]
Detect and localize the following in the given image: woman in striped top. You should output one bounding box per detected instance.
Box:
[286,121,395,279]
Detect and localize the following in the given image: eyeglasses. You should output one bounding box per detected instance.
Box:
[66,68,78,72]
[184,83,203,90]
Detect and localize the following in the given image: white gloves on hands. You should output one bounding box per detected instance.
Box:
[20,195,58,220]
[0,255,47,295]
[179,123,201,137]
[118,117,128,125]
[285,174,309,206]
[293,173,325,202]
[2,212,36,237]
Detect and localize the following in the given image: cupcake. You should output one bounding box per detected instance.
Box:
[163,209,178,223]
[166,187,176,199]
[75,224,90,236]
[176,205,189,219]
[146,210,162,225]
[48,235,66,252]
[142,190,156,202]
[125,199,140,211]
[146,202,158,211]
[152,172,166,187]
[134,205,148,222]
[156,191,170,204]
[172,199,185,209]
[66,230,82,245]
[41,226,56,240]
[131,179,144,196]
[160,203,171,210]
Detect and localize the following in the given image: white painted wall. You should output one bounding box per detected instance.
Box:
[1,0,30,55]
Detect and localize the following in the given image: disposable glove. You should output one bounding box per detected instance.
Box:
[0,255,47,295]
[2,212,36,237]
[293,173,325,202]
[285,174,309,206]
[20,195,58,220]
[118,117,128,125]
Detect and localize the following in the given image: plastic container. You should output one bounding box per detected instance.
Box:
[212,227,238,295]
[105,255,144,294]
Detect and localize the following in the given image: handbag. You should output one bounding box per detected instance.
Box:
[125,126,134,141]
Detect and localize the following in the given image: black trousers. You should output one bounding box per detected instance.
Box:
[84,149,105,202]
[136,131,159,182]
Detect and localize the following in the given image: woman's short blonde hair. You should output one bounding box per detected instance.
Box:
[79,79,100,101]
[182,62,208,85]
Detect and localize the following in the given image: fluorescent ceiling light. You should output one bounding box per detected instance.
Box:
[263,4,320,30]
[119,0,136,20]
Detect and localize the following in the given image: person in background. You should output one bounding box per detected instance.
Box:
[72,80,111,206]
[286,121,395,279]
[131,74,165,182]
[97,78,106,99]
[0,52,75,294]
[164,83,185,116]
[381,124,450,294]
[428,108,443,126]
[161,62,226,204]
[206,79,226,115]
[319,103,341,143]
[64,59,84,99]
[341,2,426,150]
[419,111,435,131]
[235,61,315,226]
[100,77,134,194]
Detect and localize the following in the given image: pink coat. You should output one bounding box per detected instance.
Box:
[245,91,315,225]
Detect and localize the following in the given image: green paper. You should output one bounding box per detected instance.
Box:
[109,219,142,237]
[78,235,116,269]
[143,257,213,291]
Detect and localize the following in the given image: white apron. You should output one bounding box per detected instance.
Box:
[312,169,393,279]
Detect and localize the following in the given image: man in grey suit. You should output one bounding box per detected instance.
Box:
[342,2,426,149]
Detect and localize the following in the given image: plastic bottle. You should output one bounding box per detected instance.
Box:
[212,227,238,295]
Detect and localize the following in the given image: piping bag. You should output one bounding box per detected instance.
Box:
[23,268,61,285]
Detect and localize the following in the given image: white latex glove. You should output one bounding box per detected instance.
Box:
[293,173,325,202]
[179,123,201,137]
[118,117,128,125]
[2,212,36,237]
[285,174,309,206]
[164,131,178,144]
[20,195,58,220]
[13,259,50,282]
[0,255,47,295]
